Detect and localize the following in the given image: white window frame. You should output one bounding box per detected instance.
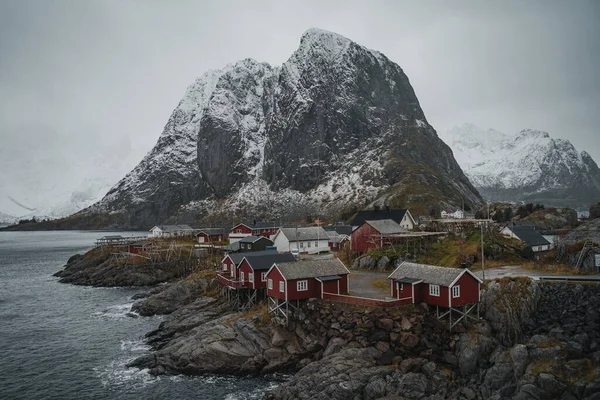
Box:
[261,272,267,282]
[240,271,245,282]
[452,285,460,298]
[268,279,273,290]
[314,241,318,247]
[248,244,252,250]
[429,284,440,297]
[399,283,404,291]
[299,242,304,248]
[297,280,308,291]
[222,263,227,271]
[307,242,311,248]
[236,229,242,233]
[279,281,285,293]
[249,273,254,283]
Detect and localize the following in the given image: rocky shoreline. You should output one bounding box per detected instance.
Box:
[55,253,600,399]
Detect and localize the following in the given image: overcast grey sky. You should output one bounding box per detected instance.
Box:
[1,0,599,213]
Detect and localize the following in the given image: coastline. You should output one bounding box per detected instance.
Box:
[53,246,600,399]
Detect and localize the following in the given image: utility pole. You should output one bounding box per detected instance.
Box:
[480,221,486,281]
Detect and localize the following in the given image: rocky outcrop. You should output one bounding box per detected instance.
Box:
[481,277,540,346]
[54,251,189,286]
[131,278,217,316]
[74,28,481,228]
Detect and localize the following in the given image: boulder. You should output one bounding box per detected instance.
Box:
[359,256,376,270]
[377,256,391,271]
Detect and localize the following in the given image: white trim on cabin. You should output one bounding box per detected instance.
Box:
[429,284,440,297]
[297,280,308,291]
[452,285,460,298]
[448,268,483,287]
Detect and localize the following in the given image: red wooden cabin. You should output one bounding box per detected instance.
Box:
[388,262,481,307]
[229,222,281,243]
[236,253,296,289]
[351,219,407,253]
[266,259,350,301]
[128,241,152,254]
[196,228,226,243]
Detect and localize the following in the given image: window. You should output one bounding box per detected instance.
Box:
[299,242,304,248]
[240,272,245,282]
[261,272,267,282]
[297,280,308,291]
[236,229,242,233]
[222,263,227,271]
[248,244,252,250]
[429,284,440,297]
[452,286,460,298]
[249,273,254,283]
[314,241,318,247]
[268,279,273,290]
[398,283,404,291]
[307,242,311,248]
[279,281,285,293]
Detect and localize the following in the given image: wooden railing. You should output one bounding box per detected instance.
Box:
[216,273,249,288]
[322,292,412,308]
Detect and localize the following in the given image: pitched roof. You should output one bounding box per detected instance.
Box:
[365,219,407,234]
[274,259,350,280]
[388,261,480,286]
[223,241,241,252]
[324,225,353,236]
[511,227,551,247]
[234,221,280,230]
[99,235,123,240]
[347,209,409,226]
[239,235,274,244]
[277,227,329,242]
[196,228,226,236]
[226,250,276,265]
[243,252,296,270]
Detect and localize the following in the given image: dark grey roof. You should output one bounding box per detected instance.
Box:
[243,253,296,270]
[324,225,353,236]
[226,250,276,265]
[236,221,280,229]
[316,275,341,282]
[278,227,329,242]
[347,209,409,226]
[365,219,407,234]
[511,227,551,247]
[388,262,474,286]
[196,228,226,236]
[239,235,274,244]
[394,277,422,284]
[223,241,241,252]
[274,259,350,280]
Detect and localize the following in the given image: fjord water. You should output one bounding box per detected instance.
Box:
[0,231,276,399]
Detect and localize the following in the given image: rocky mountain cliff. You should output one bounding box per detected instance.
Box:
[441,123,600,209]
[79,29,481,228]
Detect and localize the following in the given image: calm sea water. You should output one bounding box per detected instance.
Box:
[0,231,279,400]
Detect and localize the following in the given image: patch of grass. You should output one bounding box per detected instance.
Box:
[372,278,390,291]
[184,270,217,281]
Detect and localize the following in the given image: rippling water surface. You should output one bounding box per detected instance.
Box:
[0,231,278,399]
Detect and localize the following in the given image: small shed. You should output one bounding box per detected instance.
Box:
[388,262,482,307]
[196,228,227,243]
[266,259,350,301]
[128,241,153,254]
[238,236,274,252]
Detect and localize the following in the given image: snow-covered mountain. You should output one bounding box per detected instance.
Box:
[0,211,17,225]
[441,123,600,208]
[72,29,481,228]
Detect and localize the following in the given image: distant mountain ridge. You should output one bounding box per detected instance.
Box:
[441,123,600,209]
[70,29,481,229]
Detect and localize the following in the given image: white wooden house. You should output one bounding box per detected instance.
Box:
[272,227,330,254]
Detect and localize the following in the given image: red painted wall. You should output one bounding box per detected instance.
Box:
[266,267,286,300]
[351,223,382,253]
[287,278,319,300]
[238,259,253,286]
[339,275,349,294]
[231,224,253,236]
[417,283,450,307]
[393,281,413,301]
[321,280,339,295]
[221,256,237,278]
[450,273,480,306]
[198,233,223,243]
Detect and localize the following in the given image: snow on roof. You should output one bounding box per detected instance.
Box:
[389,262,478,287]
[274,259,350,280]
[278,227,329,242]
[365,219,406,235]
